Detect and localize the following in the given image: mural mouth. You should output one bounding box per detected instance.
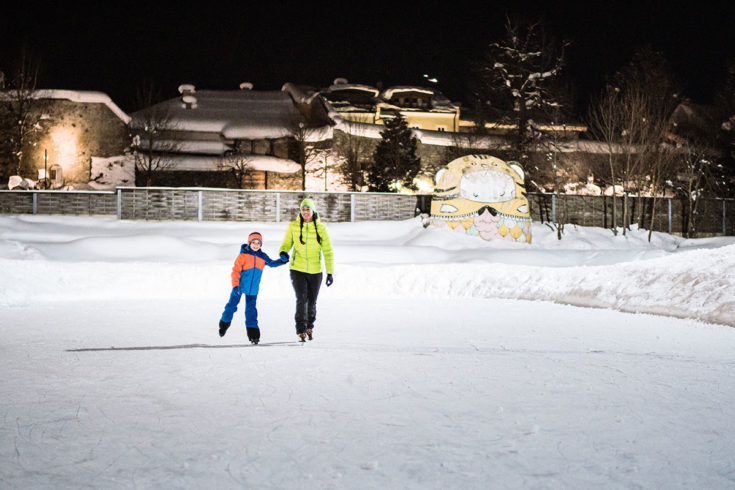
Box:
[459,170,515,203]
[431,204,531,221]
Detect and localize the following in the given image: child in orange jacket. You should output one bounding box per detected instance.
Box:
[219,232,288,343]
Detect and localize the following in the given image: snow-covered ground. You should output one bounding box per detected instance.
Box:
[1,215,735,488]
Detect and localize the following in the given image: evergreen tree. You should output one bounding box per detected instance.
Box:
[367,113,421,192]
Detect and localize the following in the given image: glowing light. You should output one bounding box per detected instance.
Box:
[50,127,78,171]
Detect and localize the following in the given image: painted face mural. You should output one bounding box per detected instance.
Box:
[430,155,532,243]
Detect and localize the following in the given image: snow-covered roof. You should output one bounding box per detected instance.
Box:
[135,139,230,155]
[329,115,507,148]
[237,155,301,173]
[324,84,380,96]
[281,83,321,105]
[131,90,306,139]
[380,86,437,99]
[412,129,508,148]
[163,154,301,173]
[14,89,132,124]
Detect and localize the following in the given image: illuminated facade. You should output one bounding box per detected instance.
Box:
[321,82,461,132]
[18,91,131,188]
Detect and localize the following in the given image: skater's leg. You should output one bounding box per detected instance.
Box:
[305,272,323,330]
[220,287,242,323]
[245,294,260,342]
[290,270,309,334]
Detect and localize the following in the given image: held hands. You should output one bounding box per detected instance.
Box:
[280,251,290,263]
[325,274,333,287]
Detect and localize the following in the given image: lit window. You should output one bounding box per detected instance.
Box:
[49,165,62,183]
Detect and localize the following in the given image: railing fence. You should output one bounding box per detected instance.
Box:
[1,187,733,236]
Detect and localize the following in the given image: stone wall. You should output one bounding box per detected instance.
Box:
[23,99,130,186]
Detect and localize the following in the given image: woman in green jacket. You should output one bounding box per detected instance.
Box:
[279,198,334,342]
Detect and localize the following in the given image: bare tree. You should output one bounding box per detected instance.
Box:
[333,116,372,191]
[130,81,178,186]
[587,47,679,236]
[675,141,720,237]
[587,84,623,233]
[473,18,568,164]
[714,57,735,194]
[0,47,41,182]
[290,117,321,191]
[627,49,679,231]
[219,141,255,189]
[536,107,573,239]
[304,146,336,192]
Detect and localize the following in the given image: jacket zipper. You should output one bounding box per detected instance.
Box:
[247,250,256,293]
[305,224,309,273]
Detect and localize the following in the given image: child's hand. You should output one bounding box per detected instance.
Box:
[232,286,241,295]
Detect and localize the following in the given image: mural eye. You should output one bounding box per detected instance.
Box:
[517,204,528,213]
[440,204,458,213]
[473,193,478,198]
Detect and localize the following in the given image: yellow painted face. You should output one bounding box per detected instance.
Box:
[430,155,532,243]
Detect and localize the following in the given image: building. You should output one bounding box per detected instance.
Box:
[128,84,334,189]
[321,80,461,132]
[1,90,132,189]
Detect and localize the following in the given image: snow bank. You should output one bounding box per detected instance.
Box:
[1,215,733,326]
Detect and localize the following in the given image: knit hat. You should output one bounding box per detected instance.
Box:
[300,198,316,213]
[247,232,263,244]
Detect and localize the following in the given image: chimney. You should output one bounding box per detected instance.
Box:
[178,84,196,95]
[182,95,198,109]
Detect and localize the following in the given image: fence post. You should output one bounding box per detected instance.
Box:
[117,188,122,219]
[551,194,556,223]
[723,199,727,235]
[667,198,672,234]
[197,190,203,222]
[276,192,280,223]
[32,192,37,215]
[350,194,355,222]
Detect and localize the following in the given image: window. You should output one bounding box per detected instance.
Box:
[49,165,62,184]
[436,126,447,132]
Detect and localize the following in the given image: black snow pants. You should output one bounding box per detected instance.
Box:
[290,270,322,334]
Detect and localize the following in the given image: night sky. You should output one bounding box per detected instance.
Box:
[2,1,734,113]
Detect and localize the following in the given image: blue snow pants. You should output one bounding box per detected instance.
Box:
[220,288,259,340]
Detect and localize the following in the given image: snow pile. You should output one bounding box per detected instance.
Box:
[88,155,135,189]
[1,215,733,326]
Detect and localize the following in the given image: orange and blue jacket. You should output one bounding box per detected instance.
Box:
[231,244,286,295]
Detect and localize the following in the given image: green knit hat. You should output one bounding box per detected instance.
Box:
[300,198,316,212]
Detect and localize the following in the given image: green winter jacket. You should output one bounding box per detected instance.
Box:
[280,218,334,274]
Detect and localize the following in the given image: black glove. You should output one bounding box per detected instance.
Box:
[280,251,289,262]
[325,274,333,287]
